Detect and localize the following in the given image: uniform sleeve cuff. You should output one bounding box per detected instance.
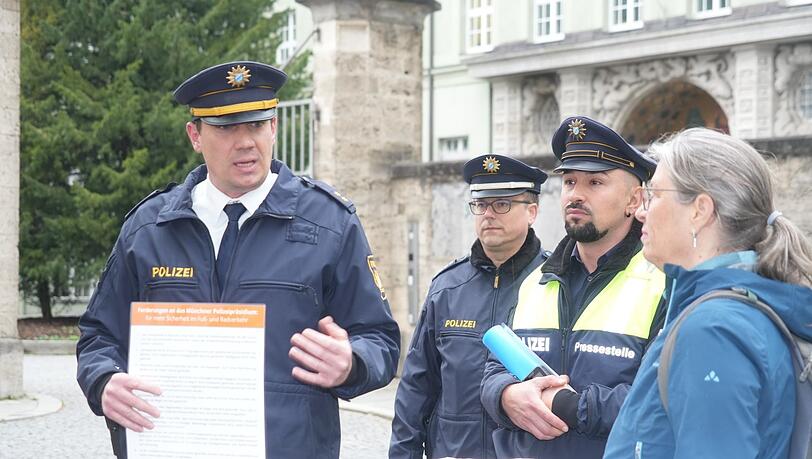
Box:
[551,389,580,430]
[342,353,364,387]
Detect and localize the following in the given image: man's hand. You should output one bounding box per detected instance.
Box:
[501,375,571,441]
[289,316,354,388]
[101,373,161,432]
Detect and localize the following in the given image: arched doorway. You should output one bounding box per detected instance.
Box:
[619,80,729,146]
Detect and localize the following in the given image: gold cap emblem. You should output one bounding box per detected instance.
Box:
[482,156,501,174]
[568,119,587,141]
[226,65,251,88]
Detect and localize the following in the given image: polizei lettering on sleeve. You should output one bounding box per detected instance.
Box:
[520,336,550,352]
[151,266,195,279]
[574,341,636,359]
[443,319,477,329]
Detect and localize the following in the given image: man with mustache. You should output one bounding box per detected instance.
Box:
[390,154,548,459]
[481,117,667,458]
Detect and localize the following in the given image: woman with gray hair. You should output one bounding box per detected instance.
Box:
[603,128,812,458]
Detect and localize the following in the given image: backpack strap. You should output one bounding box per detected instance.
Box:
[657,288,812,459]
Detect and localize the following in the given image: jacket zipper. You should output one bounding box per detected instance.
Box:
[239,280,321,309]
[485,267,501,458]
[558,276,572,374]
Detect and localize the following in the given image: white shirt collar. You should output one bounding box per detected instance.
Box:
[194,170,277,220]
[191,170,277,257]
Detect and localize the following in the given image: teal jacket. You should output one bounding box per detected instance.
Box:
[604,251,812,459]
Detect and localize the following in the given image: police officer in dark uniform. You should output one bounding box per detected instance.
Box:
[76,61,400,458]
[390,154,548,459]
[481,116,667,459]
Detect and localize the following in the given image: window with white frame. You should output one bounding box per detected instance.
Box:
[608,0,643,32]
[692,0,731,19]
[275,10,297,66]
[438,136,469,159]
[534,0,564,43]
[800,70,812,120]
[466,0,494,53]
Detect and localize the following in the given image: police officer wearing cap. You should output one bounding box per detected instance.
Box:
[390,154,549,459]
[481,117,667,459]
[76,61,400,458]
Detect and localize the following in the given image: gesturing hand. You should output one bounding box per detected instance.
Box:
[101,373,162,432]
[289,316,354,388]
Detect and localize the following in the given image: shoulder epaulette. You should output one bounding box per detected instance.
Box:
[299,176,356,213]
[124,182,177,220]
[432,255,470,280]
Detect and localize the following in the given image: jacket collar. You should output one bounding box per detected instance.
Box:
[156,160,300,223]
[470,227,541,282]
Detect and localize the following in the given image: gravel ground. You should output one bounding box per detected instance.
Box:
[0,355,391,458]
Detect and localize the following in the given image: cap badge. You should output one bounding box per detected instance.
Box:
[482,156,501,174]
[568,119,587,141]
[226,64,251,88]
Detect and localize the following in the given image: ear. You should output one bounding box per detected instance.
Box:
[527,201,539,226]
[625,184,644,217]
[186,122,203,153]
[691,193,716,230]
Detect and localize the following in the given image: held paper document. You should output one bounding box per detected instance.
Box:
[127,302,266,459]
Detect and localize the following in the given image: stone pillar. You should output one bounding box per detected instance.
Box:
[0,0,23,398]
[557,68,594,120]
[732,45,775,139]
[491,76,523,154]
[297,0,439,356]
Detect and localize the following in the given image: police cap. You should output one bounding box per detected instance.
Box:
[551,116,656,182]
[173,61,288,126]
[463,154,548,199]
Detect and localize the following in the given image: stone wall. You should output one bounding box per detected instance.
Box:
[0,0,22,398]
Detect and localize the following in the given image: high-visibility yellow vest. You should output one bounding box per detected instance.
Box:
[512,251,664,339]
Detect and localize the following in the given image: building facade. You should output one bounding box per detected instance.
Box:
[424,0,812,161]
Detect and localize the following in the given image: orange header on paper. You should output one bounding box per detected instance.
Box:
[131,302,265,328]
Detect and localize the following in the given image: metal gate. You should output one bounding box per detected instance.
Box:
[274,98,313,176]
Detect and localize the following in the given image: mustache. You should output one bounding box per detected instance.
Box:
[566,202,591,214]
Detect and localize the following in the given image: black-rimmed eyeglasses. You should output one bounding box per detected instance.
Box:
[468,199,533,215]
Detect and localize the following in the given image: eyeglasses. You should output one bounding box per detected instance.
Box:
[641,184,683,211]
[468,199,533,215]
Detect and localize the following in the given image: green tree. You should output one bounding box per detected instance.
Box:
[21,0,310,319]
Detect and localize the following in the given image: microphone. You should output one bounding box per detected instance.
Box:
[482,323,558,381]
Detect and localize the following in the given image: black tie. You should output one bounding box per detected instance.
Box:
[217,202,246,290]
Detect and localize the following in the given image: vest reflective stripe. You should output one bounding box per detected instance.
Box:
[513,251,664,339]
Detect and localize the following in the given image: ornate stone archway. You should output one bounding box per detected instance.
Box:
[618,80,729,146]
[592,53,734,133]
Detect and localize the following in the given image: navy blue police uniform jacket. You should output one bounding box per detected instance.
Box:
[76,160,400,459]
[480,221,666,459]
[390,230,547,459]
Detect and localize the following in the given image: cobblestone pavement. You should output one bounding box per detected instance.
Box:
[0,355,391,458]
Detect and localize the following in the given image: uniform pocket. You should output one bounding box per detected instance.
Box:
[264,381,339,458]
[428,415,481,459]
[237,280,322,380]
[144,280,203,302]
[436,331,486,417]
